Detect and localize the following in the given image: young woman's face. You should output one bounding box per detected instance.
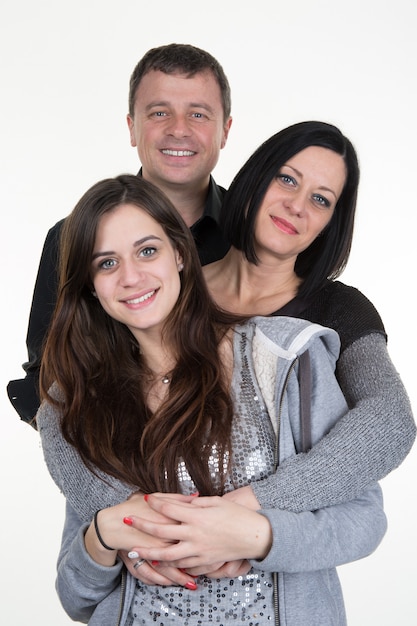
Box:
[253,146,346,264]
[91,203,183,342]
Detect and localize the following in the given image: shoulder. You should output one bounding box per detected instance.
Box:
[304,281,386,352]
[45,218,66,241]
[240,316,340,363]
[207,177,227,217]
[40,218,66,258]
[210,176,227,198]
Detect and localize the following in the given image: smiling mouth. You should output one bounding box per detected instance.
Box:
[271,216,298,235]
[125,290,156,305]
[161,149,195,157]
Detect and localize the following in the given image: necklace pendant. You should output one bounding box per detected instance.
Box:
[161,375,170,384]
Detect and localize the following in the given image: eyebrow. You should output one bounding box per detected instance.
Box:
[91,235,163,261]
[283,164,338,200]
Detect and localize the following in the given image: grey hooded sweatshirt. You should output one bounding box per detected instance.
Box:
[37,316,387,625]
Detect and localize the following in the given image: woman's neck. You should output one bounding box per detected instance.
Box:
[203,247,301,316]
[139,340,176,412]
[133,330,175,381]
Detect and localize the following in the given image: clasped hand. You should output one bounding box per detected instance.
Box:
[86,488,270,588]
[126,491,271,574]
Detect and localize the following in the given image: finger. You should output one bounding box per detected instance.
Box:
[184,562,225,577]
[121,550,197,587]
[126,544,195,566]
[144,494,206,522]
[146,492,199,503]
[207,559,252,578]
[126,559,175,585]
[125,494,181,525]
[126,516,189,542]
[154,564,198,589]
[131,548,216,571]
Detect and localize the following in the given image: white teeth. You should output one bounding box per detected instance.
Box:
[126,290,155,304]
[162,149,194,157]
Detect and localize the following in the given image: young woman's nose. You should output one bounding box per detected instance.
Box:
[119,260,144,286]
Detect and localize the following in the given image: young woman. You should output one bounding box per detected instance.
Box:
[37,174,385,625]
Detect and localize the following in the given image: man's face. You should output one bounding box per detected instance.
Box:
[127,70,232,193]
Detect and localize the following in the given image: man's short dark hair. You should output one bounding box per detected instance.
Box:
[128,43,231,121]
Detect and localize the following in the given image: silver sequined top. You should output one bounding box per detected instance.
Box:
[126,326,277,625]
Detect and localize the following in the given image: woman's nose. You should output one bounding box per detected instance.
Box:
[285,191,308,216]
[119,260,144,286]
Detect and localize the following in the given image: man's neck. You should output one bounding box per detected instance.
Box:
[165,185,207,227]
[142,172,209,227]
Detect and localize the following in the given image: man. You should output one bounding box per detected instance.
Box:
[7,43,232,424]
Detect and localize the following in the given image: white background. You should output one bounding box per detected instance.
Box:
[1,1,416,624]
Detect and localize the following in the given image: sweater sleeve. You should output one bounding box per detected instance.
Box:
[56,501,124,623]
[254,483,386,573]
[37,399,135,522]
[251,332,416,512]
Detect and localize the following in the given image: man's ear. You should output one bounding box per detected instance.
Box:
[126,114,137,147]
[221,116,233,149]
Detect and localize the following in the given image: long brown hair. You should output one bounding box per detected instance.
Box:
[39,175,242,495]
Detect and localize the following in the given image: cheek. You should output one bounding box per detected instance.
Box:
[167,271,182,303]
[92,278,111,306]
[310,208,334,237]
[318,211,334,234]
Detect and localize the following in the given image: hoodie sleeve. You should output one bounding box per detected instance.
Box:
[251,333,415,512]
[253,482,386,573]
[56,501,124,623]
[37,398,135,522]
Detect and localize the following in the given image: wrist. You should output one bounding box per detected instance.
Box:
[85,510,117,566]
[253,514,273,561]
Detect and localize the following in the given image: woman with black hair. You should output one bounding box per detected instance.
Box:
[201,120,415,513]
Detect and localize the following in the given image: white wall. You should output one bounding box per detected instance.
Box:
[1,1,416,623]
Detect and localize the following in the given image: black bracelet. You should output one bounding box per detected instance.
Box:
[93,509,115,551]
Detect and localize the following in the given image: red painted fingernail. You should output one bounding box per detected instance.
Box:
[144,494,149,502]
[185,581,198,591]
[151,560,160,566]
[191,492,199,497]
[123,516,133,526]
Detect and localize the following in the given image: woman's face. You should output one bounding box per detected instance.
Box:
[91,203,183,342]
[253,146,346,264]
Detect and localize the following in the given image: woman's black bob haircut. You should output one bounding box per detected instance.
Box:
[220,121,360,299]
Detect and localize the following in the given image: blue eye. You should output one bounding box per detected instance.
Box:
[99,258,117,270]
[140,246,157,257]
[277,173,296,186]
[313,194,331,208]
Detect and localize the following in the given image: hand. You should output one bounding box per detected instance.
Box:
[222,485,260,510]
[84,492,180,567]
[119,550,198,590]
[124,493,272,569]
[185,559,252,579]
